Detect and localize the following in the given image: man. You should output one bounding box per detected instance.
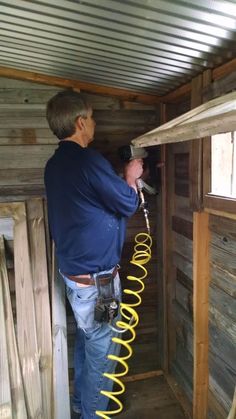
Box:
[44,90,143,418]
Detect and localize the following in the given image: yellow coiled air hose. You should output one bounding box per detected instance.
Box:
[96,231,153,418]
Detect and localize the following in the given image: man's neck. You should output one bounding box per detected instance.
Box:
[64,135,88,148]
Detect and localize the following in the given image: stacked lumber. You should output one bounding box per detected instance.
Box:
[0,198,70,419]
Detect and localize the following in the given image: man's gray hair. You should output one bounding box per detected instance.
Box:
[46,90,90,140]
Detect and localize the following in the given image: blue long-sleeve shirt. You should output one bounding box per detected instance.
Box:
[44,141,139,275]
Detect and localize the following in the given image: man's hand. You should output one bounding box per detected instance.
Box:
[124,159,143,192]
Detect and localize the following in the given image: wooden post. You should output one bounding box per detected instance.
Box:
[0,235,27,419]
[156,103,169,372]
[27,199,52,419]
[0,237,12,419]
[166,142,176,371]
[193,211,210,418]
[13,203,43,418]
[51,243,70,419]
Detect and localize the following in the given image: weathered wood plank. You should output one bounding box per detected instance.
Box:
[176,269,193,293]
[208,389,228,419]
[209,322,236,392]
[175,196,192,222]
[173,300,193,356]
[172,216,193,240]
[173,232,193,262]
[172,338,193,402]
[203,71,236,102]
[0,88,121,110]
[210,284,236,322]
[0,236,27,419]
[174,153,189,180]
[0,127,55,143]
[211,262,236,298]
[0,203,23,218]
[173,252,193,280]
[0,237,12,419]
[51,245,70,419]
[13,203,43,418]
[0,145,56,169]
[209,214,236,251]
[174,152,190,197]
[175,280,193,317]
[0,169,44,186]
[209,305,236,343]
[193,211,210,419]
[211,243,236,281]
[209,353,234,413]
[27,199,52,419]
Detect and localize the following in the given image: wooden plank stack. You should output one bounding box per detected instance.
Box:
[0,198,70,419]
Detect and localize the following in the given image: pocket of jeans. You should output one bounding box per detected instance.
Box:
[70,286,99,330]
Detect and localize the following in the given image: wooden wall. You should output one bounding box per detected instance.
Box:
[166,140,194,401]
[164,72,236,418]
[209,214,236,414]
[0,76,160,390]
[0,77,159,200]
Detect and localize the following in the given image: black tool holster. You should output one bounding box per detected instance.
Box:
[94,273,119,323]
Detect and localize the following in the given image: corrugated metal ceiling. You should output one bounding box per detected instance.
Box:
[0,0,236,96]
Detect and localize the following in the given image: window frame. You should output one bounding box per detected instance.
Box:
[203,137,236,213]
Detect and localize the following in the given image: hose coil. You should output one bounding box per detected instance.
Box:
[96,232,152,418]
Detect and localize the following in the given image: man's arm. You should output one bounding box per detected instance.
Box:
[86,152,143,217]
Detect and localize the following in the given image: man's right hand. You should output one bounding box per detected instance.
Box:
[124,159,144,192]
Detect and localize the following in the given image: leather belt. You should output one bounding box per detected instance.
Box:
[64,266,118,286]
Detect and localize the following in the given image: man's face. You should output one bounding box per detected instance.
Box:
[83,108,96,144]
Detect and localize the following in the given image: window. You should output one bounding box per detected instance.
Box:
[203,133,236,213]
[211,132,236,198]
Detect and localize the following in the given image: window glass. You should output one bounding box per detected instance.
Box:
[211,132,236,198]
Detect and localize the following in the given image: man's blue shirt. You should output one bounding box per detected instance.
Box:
[44,141,139,275]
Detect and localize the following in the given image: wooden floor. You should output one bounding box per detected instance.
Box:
[71,375,187,419]
[114,376,186,419]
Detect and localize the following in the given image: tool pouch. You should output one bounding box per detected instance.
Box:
[94,273,119,323]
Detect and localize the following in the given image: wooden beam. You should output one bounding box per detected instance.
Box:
[161,58,236,104]
[122,370,163,383]
[189,74,203,211]
[0,66,161,105]
[193,211,210,419]
[132,110,236,148]
[162,83,191,103]
[132,90,236,148]
[213,57,236,81]
[205,207,236,221]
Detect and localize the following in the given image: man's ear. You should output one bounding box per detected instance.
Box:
[76,116,85,131]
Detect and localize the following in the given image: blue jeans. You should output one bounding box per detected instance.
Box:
[62,269,122,419]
